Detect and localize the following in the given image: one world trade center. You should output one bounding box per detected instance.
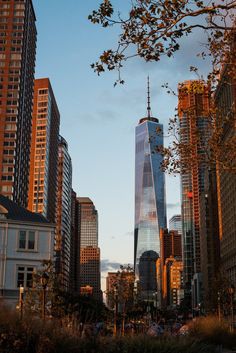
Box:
[134,78,166,300]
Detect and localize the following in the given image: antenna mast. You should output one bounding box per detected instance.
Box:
[147,76,151,119]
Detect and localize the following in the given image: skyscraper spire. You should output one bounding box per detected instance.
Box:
[147,76,151,119]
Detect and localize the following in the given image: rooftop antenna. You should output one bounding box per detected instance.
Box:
[147,76,151,119]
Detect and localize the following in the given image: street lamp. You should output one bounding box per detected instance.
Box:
[19,285,24,320]
[229,285,235,332]
[41,271,49,320]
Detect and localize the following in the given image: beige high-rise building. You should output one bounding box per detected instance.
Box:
[28,78,60,222]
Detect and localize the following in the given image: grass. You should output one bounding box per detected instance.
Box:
[0,306,226,353]
[188,316,236,349]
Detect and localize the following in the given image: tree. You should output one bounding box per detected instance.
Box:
[107,265,135,333]
[159,77,236,174]
[89,1,236,173]
[89,0,236,81]
[24,260,65,318]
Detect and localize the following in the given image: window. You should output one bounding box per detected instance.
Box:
[39,89,48,95]
[13,18,24,23]
[14,11,24,16]
[3,149,15,155]
[17,266,34,288]
[9,60,21,67]
[1,185,12,192]
[14,4,25,9]
[1,175,13,181]
[18,230,36,250]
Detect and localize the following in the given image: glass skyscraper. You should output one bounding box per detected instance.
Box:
[134,80,166,299]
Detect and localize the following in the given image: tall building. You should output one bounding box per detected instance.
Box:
[78,197,101,301]
[178,80,211,307]
[0,0,37,207]
[164,257,184,308]
[28,78,60,222]
[70,189,80,293]
[214,37,236,289]
[134,78,166,300]
[160,229,182,306]
[80,247,101,300]
[169,215,182,236]
[199,168,220,310]
[55,135,72,290]
[160,229,182,264]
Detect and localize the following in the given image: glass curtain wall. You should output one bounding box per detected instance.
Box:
[134,118,166,299]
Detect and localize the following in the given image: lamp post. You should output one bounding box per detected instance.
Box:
[19,285,24,320]
[41,272,49,321]
[229,285,235,332]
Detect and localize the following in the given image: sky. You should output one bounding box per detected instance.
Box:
[33,0,212,288]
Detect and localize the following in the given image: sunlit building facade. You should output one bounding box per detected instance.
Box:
[164,257,184,307]
[70,189,80,293]
[134,80,166,299]
[0,0,37,207]
[178,80,211,307]
[28,78,60,222]
[55,135,72,290]
[160,229,182,307]
[78,197,101,301]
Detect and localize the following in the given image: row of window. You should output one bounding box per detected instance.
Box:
[0,11,24,16]
[0,4,25,9]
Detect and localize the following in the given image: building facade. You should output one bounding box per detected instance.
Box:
[178,80,211,308]
[80,247,101,300]
[0,0,37,207]
[214,40,236,289]
[55,136,72,291]
[28,78,60,222]
[199,168,220,310]
[164,257,184,308]
[169,215,182,236]
[160,229,182,307]
[69,189,80,293]
[0,195,54,305]
[134,80,166,300]
[78,197,101,300]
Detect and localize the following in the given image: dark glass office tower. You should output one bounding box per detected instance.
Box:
[134,78,167,300]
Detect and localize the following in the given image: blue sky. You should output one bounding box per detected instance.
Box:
[33,1,211,285]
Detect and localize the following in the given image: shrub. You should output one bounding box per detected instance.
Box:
[0,306,217,353]
[188,316,236,349]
